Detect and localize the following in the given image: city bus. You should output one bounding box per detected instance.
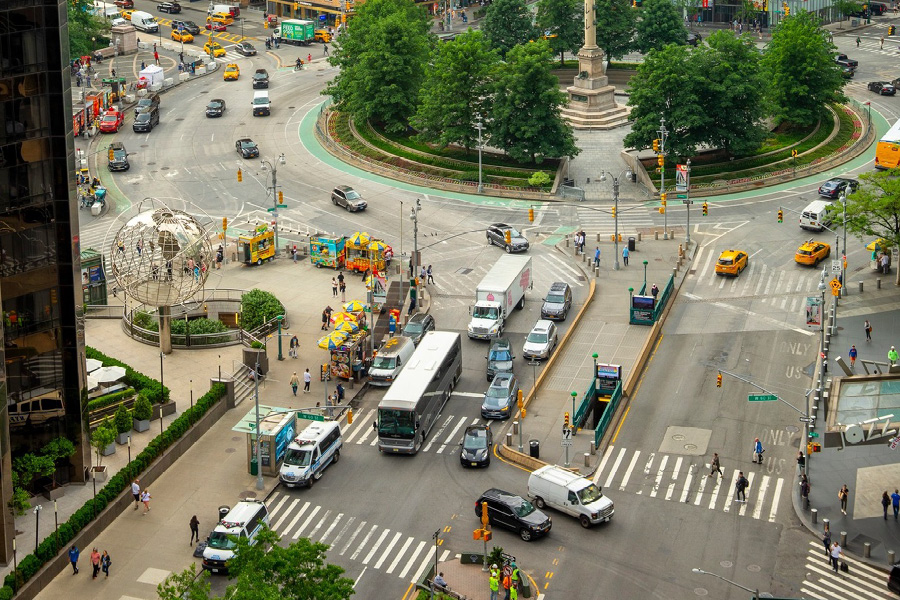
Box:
[376,331,462,454]
[875,118,900,170]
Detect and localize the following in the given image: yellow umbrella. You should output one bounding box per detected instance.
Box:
[317,330,348,350]
[343,300,365,312]
[368,240,387,253]
[348,231,370,246]
[866,238,891,251]
[332,311,357,324]
[336,321,359,333]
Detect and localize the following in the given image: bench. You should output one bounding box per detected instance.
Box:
[424,580,465,600]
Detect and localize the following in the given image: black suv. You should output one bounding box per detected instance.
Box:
[252,69,269,89]
[486,223,528,253]
[475,489,551,541]
[158,2,181,13]
[818,177,858,199]
[132,107,159,133]
[541,282,572,320]
[134,93,160,116]
[171,19,200,35]
[402,313,435,346]
[107,142,129,171]
[459,425,492,468]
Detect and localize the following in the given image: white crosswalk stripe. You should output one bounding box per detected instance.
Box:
[575,204,657,237]
[800,541,894,599]
[342,409,481,453]
[593,445,789,521]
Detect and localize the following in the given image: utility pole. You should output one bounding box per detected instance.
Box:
[684,159,692,245]
[411,199,421,276]
[658,117,669,239]
[475,115,484,194]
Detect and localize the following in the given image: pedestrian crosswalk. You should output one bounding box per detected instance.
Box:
[592,445,789,522]
[343,408,481,454]
[267,490,452,580]
[800,541,894,599]
[575,204,657,238]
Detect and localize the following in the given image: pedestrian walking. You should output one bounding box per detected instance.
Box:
[76,73,82,87]
[881,35,885,49]
[594,246,601,268]
[753,437,765,463]
[427,265,434,284]
[91,548,101,579]
[332,277,338,297]
[141,60,146,70]
[892,489,900,519]
[856,36,861,47]
[322,307,330,330]
[307,53,312,64]
[68,545,80,574]
[336,382,345,404]
[622,246,629,266]
[797,450,806,472]
[131,478,141,510]
[303,368,311,392]
[734,471,749,502]
[420,266,427,285]
[865,319,872,341]
[890,346,898,365]
[839,484,849,514]
[340,280,347,302]
[800,475,810,502]
[849,345,857,367]
[651,283,659,305]
[291,246,298,263]
[708,452,723,478]
[883,491,891,519]
[822,527,831,557]
[190,515,200,545]
[324,44,329,55]
[290,372,300,396]
[830,542,843,572]
[101,551,111,578]
[141,489,151,514]
[289,335,299,359]
[154,51,160,65]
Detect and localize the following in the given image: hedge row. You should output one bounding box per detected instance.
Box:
[0,383,226,599]
[85,346,169,405]
[86,389,136,414]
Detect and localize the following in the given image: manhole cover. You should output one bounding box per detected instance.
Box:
[161,167,169,170]
[146,162,156,166]
[720,560,733,569]
[175,117,185,121]
[672,434,686,441]
[693,588,709,596]
[785,425,800,433]
[684,443,698,451]
[225,448,236,453]
[232,436,241,441]
[141,144,149,148]
[457,268,473,275]
[747,564,761,573]
[577,275,586,281]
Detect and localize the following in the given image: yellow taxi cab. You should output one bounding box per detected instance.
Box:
[795,240,831,266]
[208,12,234,26]
[314,29,331,43]
[714,250,748,276]
[204,40,226,58]
[171,30,194,44]
[223,63,240,81]
[121,9,134,20]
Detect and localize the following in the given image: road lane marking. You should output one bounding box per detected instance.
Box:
[293,505,321,539]
[666,456,683,500]
[768,478,784,523]
[374,531,402,569]
[604,447,626,489]
[307,509,331,539]
[619,450,641,491]
[271,498,300,531]
[397,541,426,579]
[437,416,473,453]
[328,515,355,548]
[362,528,390,565]
[385,535,414,574]
[339,520,366,556]
[593,445,615,485]
[752,475,770,520]
[649,455,667,498]
[281,502,310,539]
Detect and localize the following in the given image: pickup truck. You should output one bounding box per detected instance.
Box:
[835,54,858,69]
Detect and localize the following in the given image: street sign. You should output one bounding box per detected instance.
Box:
[277,204,287,208]
[808,431,819,438]
[748,394,778,402]
[831,261,842,275]
[891,436,899,450]
[675,194,687,199]
[675,164,689,192]
[799,417,814,423]
[296,411,325,422]
[683,199,693,205]
[830,278,842,297]
[561,439,573,447]
[562,428,573,440]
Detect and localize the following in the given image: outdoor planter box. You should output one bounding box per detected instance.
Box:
[116,432,130,445]
[133,418,150,432]
[101,442,115,457]
[42,484,64,501]
[91,465,108,483]
[152,402,177,420]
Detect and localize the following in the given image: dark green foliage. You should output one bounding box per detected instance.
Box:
[240,289,286,331]
[132,310,156,330]
[85,347,169,404]
[68,0,111,58]
[170,318,228,335]
[114,404,132,434]
[595,0,638,61]
[481,0,538,58]
[535,0,584,65]
[635,0,687,54]
[86,389,135,414]
[91,420,115,467]
[133,394,153,421]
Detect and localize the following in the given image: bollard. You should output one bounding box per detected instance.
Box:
[595,266,600,278]
[841,531,847,547]
[655,231,659,240]
[878,278,882,289]
[584,452,590,467]
[679,244,684,257]
[814,511,820,525]
[596,233,601,242]
[590,440,596,455]
[637,232,642,242]
[889,550,896,565]
[673,268,677,279]
[506,432,513,447]
[512,421,519,435]
[865,542,871,558]
[859,281,864,293]
[565,237,570,247]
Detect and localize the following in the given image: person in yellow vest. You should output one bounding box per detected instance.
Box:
[511,562,520,589]
[489,569,499,600]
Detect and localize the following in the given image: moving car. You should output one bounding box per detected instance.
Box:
[120,9,134,20]
[171,20,200,35]
[171,29,193,43]
[475,488,551,541]
[98,109,124,133]
[113,0,134,7]
[868,81,897,96]
[714,250,748,276]
[527,465,614,528]
[818,177,858,199]
[540,282,572,320]
[107,142,129,171]
[486,223,529,253]
[204,41,226,57]
[252,69,269,88]
[157,2,181,13]
[401,313,435,346]
[206,98,226,117]
[795,240,831,266]
[132,107,159,133]
[206,20,227,32]
[134,93,159,116]
[223,63,240,81]
[523,320,558,360]
[236,41,257,56]
[331,185,367,212]
[481,373,520,420]
[459,425,493,468]
[485,337,514,382]
[235,139,259,159]
[202,501,269,574]
[315,29,332,43]
[835,53,858,69]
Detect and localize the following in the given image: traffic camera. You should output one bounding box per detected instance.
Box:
[716,373,723,388]
[702,202,708,216]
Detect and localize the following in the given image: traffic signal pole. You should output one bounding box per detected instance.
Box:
[658,117,669,239]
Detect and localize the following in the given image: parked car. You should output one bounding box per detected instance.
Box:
[459,425,492,468]
[252,69,269,89]
[157,2,181,13]
[522,320,558,360]
[835,54,858,69]
[475,488,551,541]
[868,81,897,96]
[540,282,572,320]
[98,109,124,133]
[481,373,520,420]
[171,19,200,35]
[134,93,159,116]
[331,185,367,212]
[818,177,858,199]
[235,138,259,159]
[486,223,529,253]
[113,0,134,7]
[206,98,226,118]
[401,313,435,346]
[236,41,257,56]
[485,337,514,382]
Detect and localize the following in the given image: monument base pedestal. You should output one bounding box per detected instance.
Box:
[562,45,630,130]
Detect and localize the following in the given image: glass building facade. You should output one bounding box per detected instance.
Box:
[0,0,89,564]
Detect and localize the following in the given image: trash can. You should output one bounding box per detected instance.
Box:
[218,505,230,524]
[628,237,636,251]
[529,439,540,459]
[250,457,258,476]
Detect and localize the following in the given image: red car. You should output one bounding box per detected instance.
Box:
[205,22,227,32]
[113,0,134,7]
[99,109,124,133]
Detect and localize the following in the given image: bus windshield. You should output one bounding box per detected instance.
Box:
[284,447,313,467]
[372,356,396,370]
[473,306,499,319]
[378,408,416,439]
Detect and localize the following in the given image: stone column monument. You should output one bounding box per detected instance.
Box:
[562,0,630,129]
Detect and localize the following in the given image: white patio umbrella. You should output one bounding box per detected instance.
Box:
[92,365,126,383]
[87,374,100,390]
[86,358,103,373]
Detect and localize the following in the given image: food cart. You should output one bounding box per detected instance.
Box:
[345,231,392,274]
[867,239,892,273]
[238,224,276,266]
[309,234,346,269]
[330,332,369,380]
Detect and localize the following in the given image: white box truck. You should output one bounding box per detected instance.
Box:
[467,255,532,340]
[131,11,159,33]
[527,465,614,528]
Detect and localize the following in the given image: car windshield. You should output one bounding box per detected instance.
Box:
[546,294,565,303]
[489,350,512,362]
[578,484,603,504]
[101,115,117,122]
[526,332,548,344]
[509,228,523,238]
[377,408,416,439]
[371,356,396,370]
[207,531,236,550]
[464,432,488,449]
[208,101,222,109]
[473,306,499,319]
[345,190,361,200]
[822,182,837,189]
[135,114,150,122]
[486,386,510,399]
[242,43,254,50]
[404,323,422,334]
[513,499,537,518]
[241,142,255,149]
[718,257,734,265]
[283,447,312,467]
[137,99,150,107]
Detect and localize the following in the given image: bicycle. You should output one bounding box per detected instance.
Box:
[293,62,304,72]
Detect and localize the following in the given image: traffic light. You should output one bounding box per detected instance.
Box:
[237,168,242,182]
[659,206,665,214]
[611,206,616,218]
[702,202,708,216]
[652,139,660,152]
[347,409,353,424]
[660,192,667,206]
[777,209,783,223]
[278,190,284,204]
[890,25,896,35]
[716,373,722,388]
[657,155,664,167]
[564,412,570,428]
[504,230,511,244]
[528,207,534,222]
[222,217,227,233]
[785,5,790,15]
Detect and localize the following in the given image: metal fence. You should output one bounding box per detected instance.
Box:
[630,274,675,325]
[595,382,623,448]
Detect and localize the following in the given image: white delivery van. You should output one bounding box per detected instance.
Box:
[251,90,270,116]
[130,11,159,33]
[799,200,833,231]
[279,421,342,488]
[527,465,614,528]
[212,4,240,17]
[201,500,269,573]
[369,336,415,386]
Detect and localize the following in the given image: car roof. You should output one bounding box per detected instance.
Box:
[335,184,354,192]
[548,281,569,292]
[407,313,432,324]
[237,138,254,144]
[530,320,553,332]
[490,373,514,387]
[489,337,511,349]
[464,425,489,436]
[490,222,510,229]
[209,98,224,103]
[719,249,744,258]
[480,488,523,503]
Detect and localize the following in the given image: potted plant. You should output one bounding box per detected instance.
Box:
[114,403,132,445]
[133,393,152,432]
[90,420,116,482]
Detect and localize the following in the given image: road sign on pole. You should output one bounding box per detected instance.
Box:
[799,417,814,423]
[748,394,778,402]
[296,411,325,422]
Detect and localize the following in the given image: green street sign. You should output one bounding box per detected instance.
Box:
[809,432,820,438]
[277,204,287,208]
[296,411,325,422]
[675,194,687,199]
[748,394,778,402]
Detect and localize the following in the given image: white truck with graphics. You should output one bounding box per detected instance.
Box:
[467,254,532,340]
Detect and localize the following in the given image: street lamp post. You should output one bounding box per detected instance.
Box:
[159,352,165,436]
[410,199,421,277]
[254,355,264,491]
[32,505,41,553]
[475,114,484,194]
[684,159,692,245]
[658,117,669,239]
[643,260,648,289]
[692,567,762,599]
[570,391,577,434]
[599,170,633,271]
[261,154,286,255]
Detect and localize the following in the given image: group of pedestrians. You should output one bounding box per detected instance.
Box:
[488,561,520,600]
[881,489,900,520]
[67,545,111,579]
[131,478,151,514]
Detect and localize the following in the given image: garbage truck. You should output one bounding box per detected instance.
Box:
[277,19,316,45]
[467,255,532,340]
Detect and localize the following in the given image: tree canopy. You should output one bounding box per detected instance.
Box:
[634,0,687,54]
[481,0,538,58]
[594,0,637,61]
[535,0,584,66]
[837,171,900,285]
[68,0,111,58]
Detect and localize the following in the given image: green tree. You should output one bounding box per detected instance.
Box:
[623,44,705,158]
[90,420,116,469]
[594,0,638,61]
[761,11,845,127]
[535,0,583,66]
[489,41,579,163]
[672,0,702,25]
[481,0,538,58]
[240,289,285,331]
[832,0,864,26]
[324,0,432,132]
[68,0,110,58]
[634,0,687,54]
[412,31,499,150]
[836,171,900,285]
[157,563,212,600]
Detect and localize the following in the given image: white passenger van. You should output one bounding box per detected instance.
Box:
[202,500,269,573]
[279,421,342,488]
[527,465,614,528]
[369,336,415,386]
[799,200,833,231]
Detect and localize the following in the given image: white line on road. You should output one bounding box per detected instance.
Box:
[385,535,414,574]
[739,472,755,517]
[593,445,615,485]
[293,505,321,539]
[680,462,694,503]
[362,528,390,565]
[437,416,474,454]
[397,540,426,579]
[281,502,310,539]
[307,509,333,540]
[650,455,667,498]
[353,566,367,589]
[666,456,682,500]
[620,450,641,491]
[752,475,770,520]
[604,447,626,489]
[271,498,300,532]
[769,478,785,523]
[339,520,366,556]
[373,531,402,569]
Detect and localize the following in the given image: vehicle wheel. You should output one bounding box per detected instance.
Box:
[519,528,533,542]
[332,449,340,463]
[814,258,819,267]
[256,258,263,266]
[487,236,493,246]
[579,515,592,528]
[332,198,338,205]
[314,469,323,481]
[534,496,546,509]
[505,245,512,253]
[517,295,525,310]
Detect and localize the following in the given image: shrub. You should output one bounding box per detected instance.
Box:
[91,421,115,468]
[133,394,153,421]
[529,171,552,187]
[132,310,157,331]
[114,404,131,435]
[85,347,169,404]
[170,317,228,335]
[86,389,136,413]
